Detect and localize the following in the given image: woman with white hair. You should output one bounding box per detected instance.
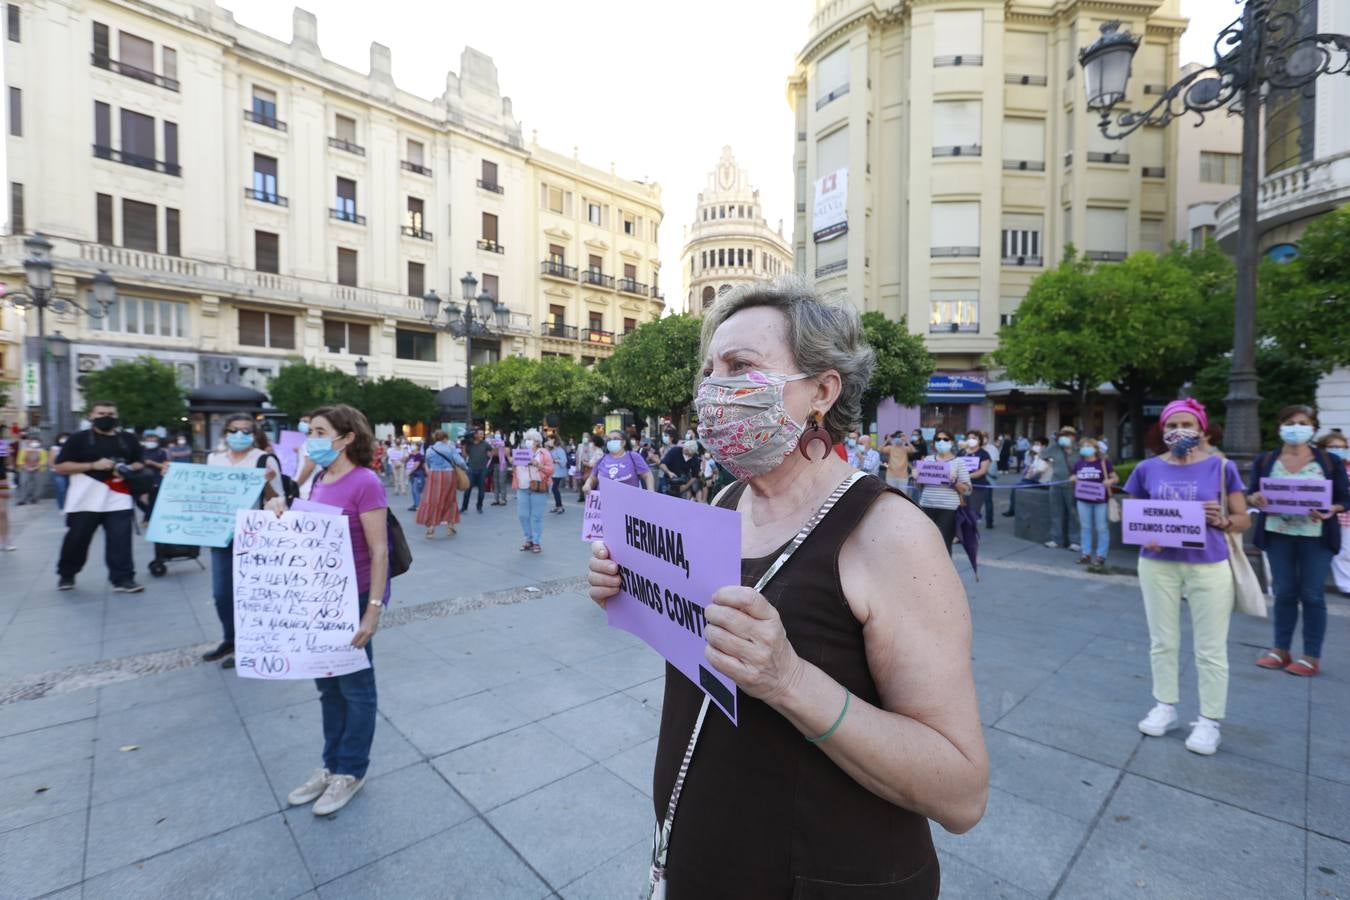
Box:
[587,278,986,898]
[513,428,555,553]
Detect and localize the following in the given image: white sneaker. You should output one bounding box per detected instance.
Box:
[1069,543,1081,552]
[1044,540,1060,549]
[1138,703,1178,737]
[312,773,363,816]
[1185,718,1221,755]
[286,768,330,806]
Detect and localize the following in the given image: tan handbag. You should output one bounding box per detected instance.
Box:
[1220,455,1267,618]
[454,466,469,492]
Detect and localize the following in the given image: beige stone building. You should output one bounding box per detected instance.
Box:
[680,146,792,316]
[788,0,1185,439]
[1171,62,1241,249]
[1,0,662,431]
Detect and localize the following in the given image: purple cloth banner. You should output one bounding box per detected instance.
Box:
[277,430,305,479]
[1074,480,1108,502]
[598,478,741,723]
[1121,499,1207,549]
[915,459,951,486]
[1259,477,1331,516]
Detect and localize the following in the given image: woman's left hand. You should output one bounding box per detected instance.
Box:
[704,587,803,705]
[1310,508,1336,522]
[351,607,380,648]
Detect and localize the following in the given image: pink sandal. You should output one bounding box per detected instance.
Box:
[1256,650,1290,670]
[1285,658,1320,677]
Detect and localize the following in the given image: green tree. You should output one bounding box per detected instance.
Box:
[600,314,703,425]
[1257,203,1350,372]
[860,311,934,425]
[266,360,361,421]
[78,357,186,430]
[471,355,536,427]
[515,356,605,431]
[1190,345,1322,447]
[359,377,436,431]
[991,249,1117,429]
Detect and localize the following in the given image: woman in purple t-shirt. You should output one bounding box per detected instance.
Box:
[1070,437,1116,569]
[1122,398,1250,757]
[580,429,655,493]
[268,403,389,817]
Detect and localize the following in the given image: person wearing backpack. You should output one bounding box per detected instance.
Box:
[1249,406,1350,678]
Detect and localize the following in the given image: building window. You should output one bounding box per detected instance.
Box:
[118,30,153,75]
[624,317,636,334]
[395,328,436,362]
[1002,118,1045,170]
[323,319,370,355]
[163,121,178,170]
[482,273,498,299]
[334,113,356,143]
[165,208,180,257]
[718,248,725,266]
[1199,151,1241,185]
[929,294,979,333]
[238,309,294,349]
[251,86,278,122]
[548,243,565,264]
[7,86,18,136]
[481,211,499,246]
[1084,207,1128,261]
[546,185,565,213]
[588,202,602,225]
[548,304,566,327]
[480,159,500,192]
[122,199,157,252]
[1190,224,1215,250]
[337,248,357,286]
[255,231,279,273]
[6,4,18,42]
[930,201,980,257]
[1140,217,1165,254]
[623,213,635,235]
[8,182,22,234]
[96,193,113,245]
[335,177,357,221]
[407,261,425,298]
[161,47,176,84]
[94,101,110,148]
[406,196,424,232]
[1001,217,1042,264]
[120,108,154,160]
[91,296,189,338]
[588,253,602,274]
[933,9,983,66]
[932,101,981,156]
[406,138,425,167]
[589,311,604,332]
[623,263,637,281]
[701,285,716,309]
[92,21,109,61]
[815,45,849,109]
[253,154,279,201]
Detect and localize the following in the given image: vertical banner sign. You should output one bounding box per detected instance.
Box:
[915,459,952,486]
[22,361,40,408]
[599,478,741,723]
[1258,478,1331,515]
[145,463,267,547]
[812,168,848,241]
[1120,500,1207,549]
[581,489,604,542]
[276,430,305,479]
[231,509,371,680]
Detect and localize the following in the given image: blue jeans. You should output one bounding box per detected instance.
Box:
[211,544,234,643]
[317,593,376,779]
[551,476,565,509]
[1048,484,1076,546]
[1076,501,1110,559]
[461,468,486,511]
[517,488,547,544]
[409,473,424,509]
[1265,531,1333,658]
[52,473,69,510]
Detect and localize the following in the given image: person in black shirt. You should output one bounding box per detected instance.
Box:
[52,401,146,592]
[460,428,491,514]
[660,440,701,499]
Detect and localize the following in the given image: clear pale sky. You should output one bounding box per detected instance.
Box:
[3,0,1242,312]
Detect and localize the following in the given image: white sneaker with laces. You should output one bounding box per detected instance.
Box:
[1138,702,1178,737]
[313,774,363,816]
[1185,718,1221,755]
[286,768,330,806]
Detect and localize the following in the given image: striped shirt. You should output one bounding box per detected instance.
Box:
[917,456,971,510]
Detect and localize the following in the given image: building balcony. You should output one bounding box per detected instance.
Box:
[1087,151,1130,165]
[930,321,980,334]
[244,188,288,207]
[477,179,505,194]
[400,225,433,241]
[1004,73,1048,86]
[649,286,664,300]
[1003,159,1046,172]
[583,328,615,345]
[328,137,366,157]
[1085,250,1127,262]
[815,84,849,110]
[477,239,504,254]
[934,55,982,67]
[815,260,847,277]
[580,269,615,289]
[541,323,578,340]
[617,278,648,296]
[91,54,179,92]
[1142,166,1167,178]
[401,160,432,176]
[329,208,366,226]
[92,144,181,176]
[931,246,980,258]
[243,109,287,131]
[540,260,578,281]
[1002,255,1042,267]
[1214,150,1350,248]
[933,145,981,158]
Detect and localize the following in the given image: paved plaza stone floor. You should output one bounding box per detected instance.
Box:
[1,488,1348,899]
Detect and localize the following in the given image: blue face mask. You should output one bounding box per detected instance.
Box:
[226,431,255,452]
[1329,447,1349,460]
[606,439,623,454]
[1079,446,1097,458]
[306,437,340,468]
[1279,424,1315,445]
[935,439,953,454]
[846,438,858,448]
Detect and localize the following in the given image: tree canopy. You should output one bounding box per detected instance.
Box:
[266,360,361,422]
[1257,204,1350,373]
[359,377,436,430]
[78,357,186,430]
[860,311,935,418]
[471,355,605,432]
[600,314,704,425]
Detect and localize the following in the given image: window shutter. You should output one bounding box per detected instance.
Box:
[238,309,266,346]
[270,313,295,350]
[815,46,848,102]
[933,10,982,58]
[1085,207,1127,254]
[816,126,849,175]
[1004,31,1046,76]
[337,248,357,286]
[96,193,114,244]
[255,231,279,273]
[165,208,180,256]
[931,201,979,249]
[120,109,155,158]
[1003,118,1044,163]
[933,100,981,147]
[121,198,157,251]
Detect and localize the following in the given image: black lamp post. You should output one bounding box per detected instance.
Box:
[423,271,509,430]
[1079,9,1350,469]
[354,357,368,384]
[1,234,117,441]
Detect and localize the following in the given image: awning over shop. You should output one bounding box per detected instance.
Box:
[925,374,986,405]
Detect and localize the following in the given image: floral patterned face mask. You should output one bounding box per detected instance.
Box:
[695,370,811,481]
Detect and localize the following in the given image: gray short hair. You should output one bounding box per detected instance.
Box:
[699,276,874,442]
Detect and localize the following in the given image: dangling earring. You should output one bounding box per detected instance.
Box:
[798,411,832,462]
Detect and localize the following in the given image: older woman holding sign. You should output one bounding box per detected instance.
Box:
[917,428,972,555]
[514,428,554,553]
[1248,406,1350,677]
[587,280,986,898]
[1123,398,1250,755]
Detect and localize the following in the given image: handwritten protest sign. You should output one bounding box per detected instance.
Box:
[582,490,604,542]
[915,459,952,486]
[145,464,267,547]
[599,477,740,723]
[1259,477,1331,516]
[277,430,305,479]
[512,448,533,466]
[231,509,371,680]
[1121,499,1207,549]
[1074,480,1108,502]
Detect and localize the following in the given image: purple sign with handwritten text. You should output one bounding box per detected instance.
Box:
[1074,480,1108,502]
[1259,477,1331,516]
[512,448,533,466]
[581,490,604,542]
[599,477,741,723]
[1121,499,1207,549]
[915,459,952,486]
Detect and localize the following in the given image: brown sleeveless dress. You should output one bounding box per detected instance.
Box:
[652,475,940,899]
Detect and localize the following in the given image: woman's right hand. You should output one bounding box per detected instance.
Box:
[1248,492,1267,509]
[587,542,622,609]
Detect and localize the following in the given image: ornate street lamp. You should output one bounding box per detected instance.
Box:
[424,271,510,429]
[354,357,368,383]
[1,233,117,441]
[1079,8,1350,469]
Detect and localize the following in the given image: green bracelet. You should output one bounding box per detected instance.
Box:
[806,687,851,744]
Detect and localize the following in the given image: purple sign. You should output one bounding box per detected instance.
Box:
[277,430,305,480]
[915,459,952,486]
[581,490,603,542]
[512,448,533,466]
[1259,477,1332,516]
[1074,480,1108,502]
[1121,499,1207,549]
[599,477,741,723]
